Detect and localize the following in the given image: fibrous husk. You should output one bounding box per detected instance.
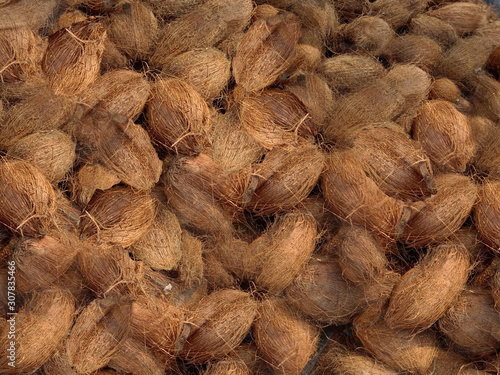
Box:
[409,14,459,50]
[108,337,165,375]
[75,0,125,14]
[451,227,490,276]
[252,4,279,21]
[100,38,129,72]
[147,77,211,155]
[0,288,75,373]
[79,186,155,247]
[488,46,500,75]
[72,163,120,207]
[331,0,368,22]
[299,194,339,235]
[368,0,428,30]
[383,35,442,71]
[431,349,488,375]
[0,159,56,237]
[430,77,462,102]
[7,130,76,184]
[66,296,131,374]
[180,289,257,363]
[295,44,322,71]
[439,287,500,355]
[466,72,500,122]
[413,100,474,173]
[233,12,301,93]
[474,180,500,252]
[43,345,78,375]
[254,297,319,375]
[473,120,500,177]
[48,9,88,35]
[162,48,231,101]
[204,357,250,375]
[176,230,204,289]
[216,31,245,59]
[0,0,59,32]
[247,141,324,216]
[285,255,365,325]
[42,20,106,96]
[142,0,208,19]
[490,258,500,312]
[203,252,237,290]
[401,174,478,247]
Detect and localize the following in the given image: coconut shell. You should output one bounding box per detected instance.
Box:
[72,163,120,207]
[79,186,155,247]
[413,100,474,173]
[428,2,495,36]
[180,289,257,363]
[147,77,211,155]
[254,297,319,375]
[401,174,478,247]
[368,0,428,30]
[384,35,442,71]
[430,77,462,102]
[108,337,164,375]
[7,130,76,184]
[474,180,500,252]
[408,14,459,50]
[0,288,75,373]
[42,20,106,96]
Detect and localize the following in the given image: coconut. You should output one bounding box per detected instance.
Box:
[0,288,75,373]
[351,126,435,200]
[430,77,462,102]
[254,297,319,375]
[474,180,500,252]
[147,77,211,155]
[7,130,76,184]
[246,141,324,216]
[299,195,340,237]
[488,46,500,75]
[321,150,410,239]
[428,2,495,36]
[79,186,155,247]
[413,100,474,173]
[368,0,428,30]
[318,54,386,95]
[108,337,164,375]
[0,0,59,31]
[43,345,78,375]
[431,349,488,375]
[76,0,125,14]
[467,72,500,122]
[331,0,368,22]
[383,35,442,72]
[72,163,120,207]
[66,296,131,374]
[401,174,478,247]
[175,230,205,289]
[180,289,257,363]
[162,48,231,101]
[216,31,245,59]
[42,20,106,96]
[285,255,366,325]
[408,14,459,50]
[439,287,500,355]
[48,9,88,35]
[204,252,237,290]
[293,1,338,51]
[204,357,250,375]
[100,38,129,72]
[295,44,322,71]
[143,0,208,18]
[473,122,500,177]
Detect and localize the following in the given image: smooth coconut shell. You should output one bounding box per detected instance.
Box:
[401,174,478,247]
[428,2,495,36]
[408,14,459,50]
[79,186,155,247]
[72,163,120,206]
[368,0,428,30]
[474,180,500,252]
[42,20,106,96]
[413,100,474,173]
[108,337,164,375]
[254,297,319,375]
[383,35,442,72]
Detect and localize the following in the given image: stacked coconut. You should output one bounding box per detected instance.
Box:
[2,0,500,374]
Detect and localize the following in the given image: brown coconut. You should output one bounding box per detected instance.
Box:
[72,163,120,207]
[142,0,208,19]
[473,120,500,177]
[295,44,322,71]
[321,150,410,239]
[53,189,81,233]
[100,38,129,72]
[180,289,257,363]
[76,0,125,14]
[428,2,495,36]
[204,252,237,290]
[401,174,478,247]
[488,46,500,75]
[48,9,88,35]
[331,0,368,22]
[216,31,245,59]
[204,357,250,375]
[439,287,500,355]
[351,126,435,200]
[42,20,106,96]
[490,258,500,312]
[0,0,59,31]
[108,337,164,375]
[291,1,337,51]
[430,77,462,102]
[285,255,366,325]
[384,35,442,71]
[408,14,459,50]
[0,288,75,373]
[176,230,205,289]
[474,180,500,252]
[413,100,474,173]
[162,48,231,101]
[254,297,319,375]
[79,186,155,247]
[368,0,428,30]
[147,77,211,155]
[7,130,76,184]
[431,349,488,375]
[467,72,500,122]
[43,345,78,375]
[299,194,340,235]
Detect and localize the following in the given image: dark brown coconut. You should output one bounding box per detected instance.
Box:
[147,77,211,155]
[254,297,319,375]
[76,0,125,14]
[383,35,442,71]
[42,20,106,96]
[408,14,459,50]
[72,163,120,206]
[368,0,427,30]
[285,255,365,325]
[401,174,478,247]
[429,77,462,102]
[428,2,495,36]
[488,46,500,75]
[180,289,257,363]
[79,186,155,247]
[474,180,500,252]
[413,100,474,173]
[108,337,164,375]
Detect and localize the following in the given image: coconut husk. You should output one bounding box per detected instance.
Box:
[0,0,59,31]
[488,46,500,75]
[451,226,490,275]
[430,77,462,102]
[204,357,250,375]
[331,0,368,22]
[430,349,488,375]
[162,48,230,101]
[203,252,237,290]
[230,342,273,375]
[108,337,165,375]
[216,31,245,59]
[368,0,428,30]
[318,54,387,95]
[254,297,319,375]
[147,77,211,155]
[71,163,120,207]
[180,289,257,363]
[79,186,155,247]
[174,230,205,289]
[295,44,322,71]
[439,287,500,355]
[473,120,500,177]
[7,130,76,184]
[292,1,338,51]
[53,266,91,308]
[321,150,410,239]
[413,99,474,173]
[299,195,340,236]
[252,4,279,22]
[43,345,78,375]
[0,75,50,104]
[142,0,208,19]
[53,190,80,234]
[383,35,442,71]
[408,14,459,50]
[490,258,500,313]
[76,0,125,14]
[474,180,500,252]
[401,174,478,247]
[0,288,75,373]
[100,38,129,72]
[66,296,131,374]
[467,72,500,122]
[48,9,87,35]
[42,20,106,96]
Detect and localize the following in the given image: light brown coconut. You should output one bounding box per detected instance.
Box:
[299,194,340,235]
[331,0,368,22]
[204,357,250,375]
[100,38,129,72]
[79,186,155,247]
[295,44,322,71]
[0,0,59,31]
[42,20,106,96]
[147,77,211,155]
[0,75,50,103]
[285,255,366,325]
[351,126,435,200]
[0,288,75,373]
[43,345,78,375]
[180,289,257,363]
[467,72,500,122]
[430,77,462,102]
[321,150,410,239]
[473,121,500,177]
[142,0,208,19]
[53,189,81,233]
[252,4,279,21]
[254,297,319,375]
[413,100,474,173]
[162,48,231,101]
[72,163,120,206]
[408,14,459,50]
[176,230,205,289]
[384,35,442,71]
[474,180,500,252]
[368,0,428,30]
[48,9,88,35]
[449,227,490,279]
[216,31,245,59]
[204,252,237,290]
[76,0,125,14]
[108,337,164,375]
[66,296,131,374]
[7,130,76,184]
[439,287,500,355]
[429,349,487,375]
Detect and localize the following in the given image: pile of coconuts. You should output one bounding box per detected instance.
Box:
[4,0,500,374]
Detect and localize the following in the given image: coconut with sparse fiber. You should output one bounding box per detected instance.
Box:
[408,14,458,50]
[368,0,427,30]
